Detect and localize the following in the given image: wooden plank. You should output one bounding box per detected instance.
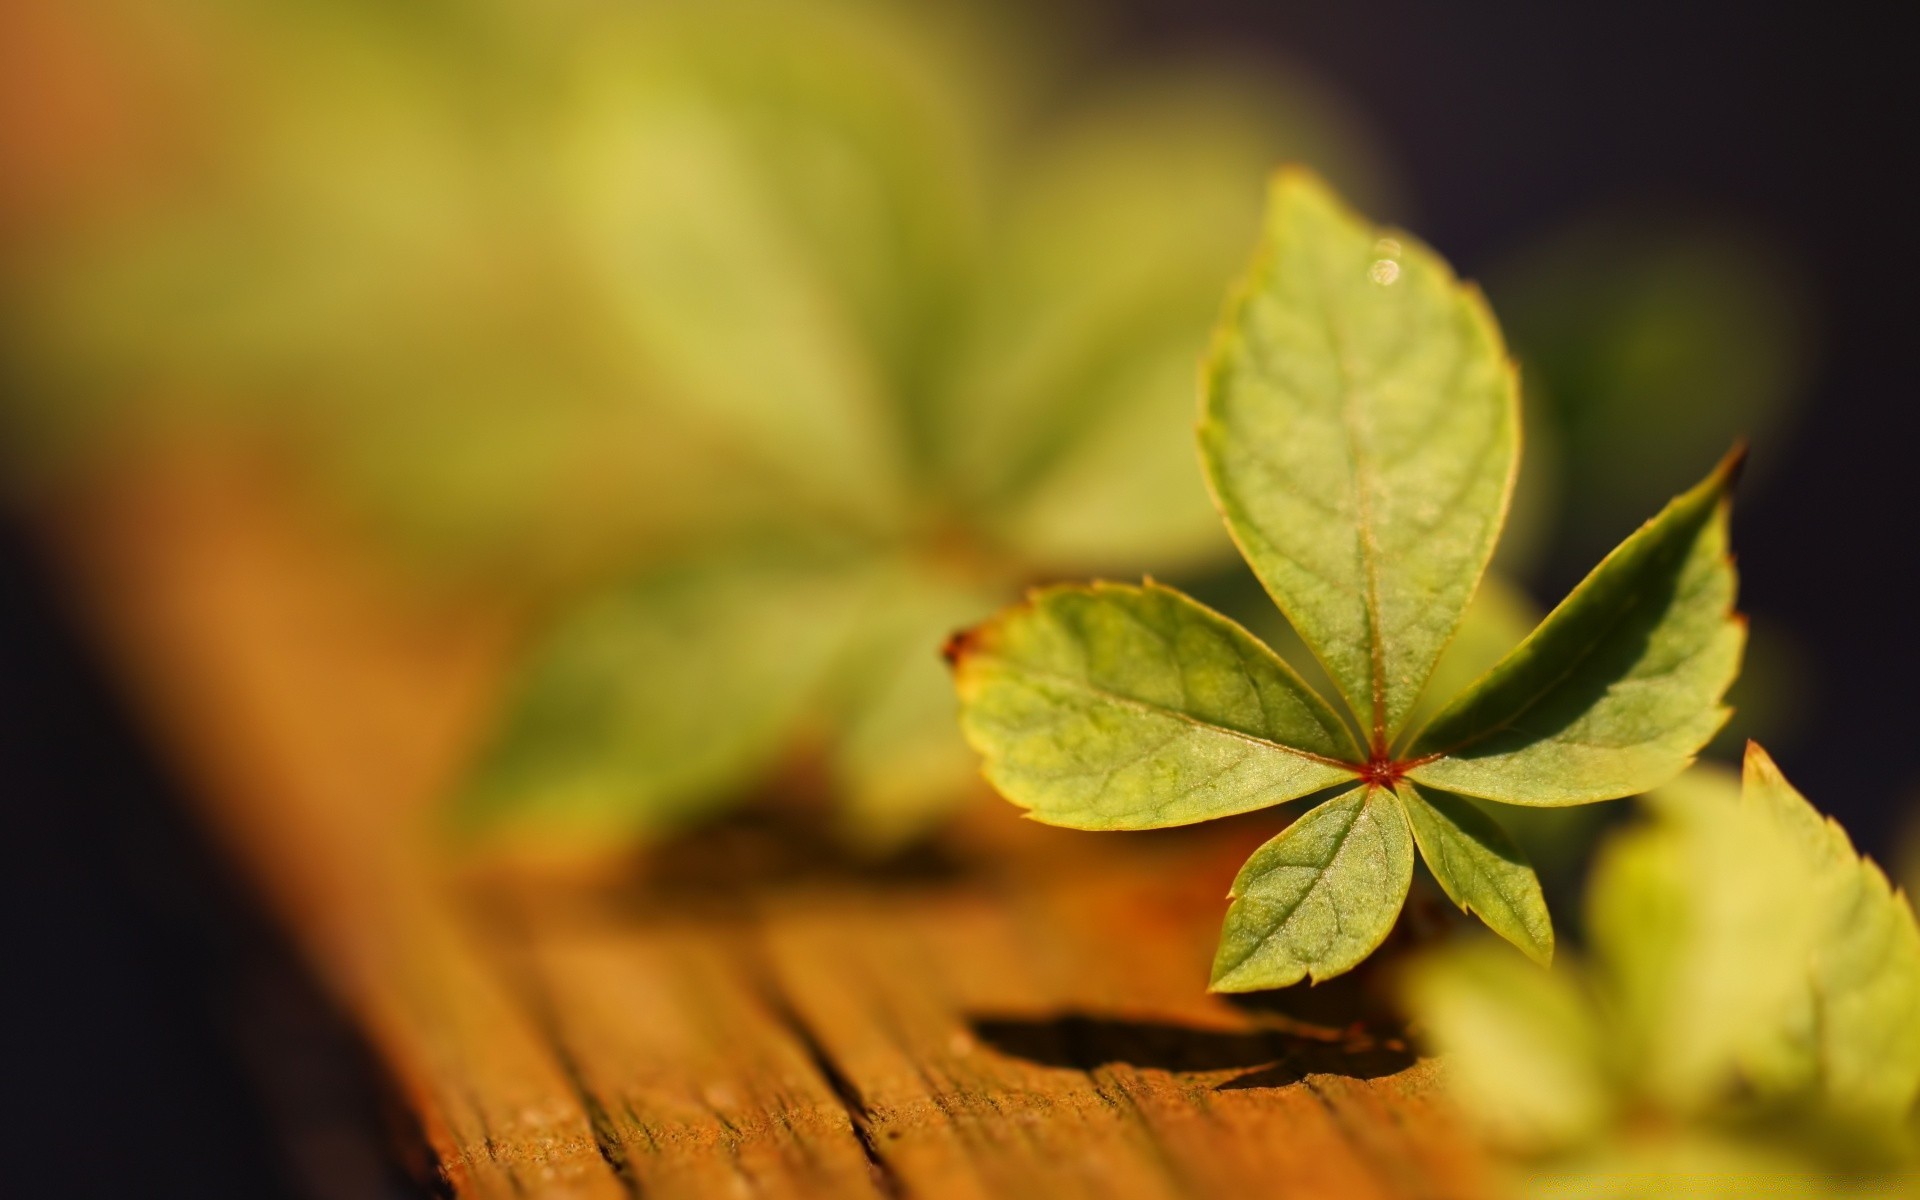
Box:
[53,452,629,1199]
[756,844,1484,1200]
[493,911,890,1200]
[49,450,1485,1198]
[482,825,1486,1199]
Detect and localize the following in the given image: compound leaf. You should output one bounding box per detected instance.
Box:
[1407,451,1744,805]
[950,581,1361,830]
[1200,168,1518,747]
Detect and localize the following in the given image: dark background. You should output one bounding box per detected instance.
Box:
[4,4,1913,1194]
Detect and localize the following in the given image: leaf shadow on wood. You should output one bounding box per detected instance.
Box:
[968,940,1424,1092]
[968,1003,1413,1093]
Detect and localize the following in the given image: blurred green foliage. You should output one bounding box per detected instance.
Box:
[0,0,1392,848]
[1406,746,1920,1194]
[1488,212,1813,573]
[0,0,1817,851]
[444,2,1397,848]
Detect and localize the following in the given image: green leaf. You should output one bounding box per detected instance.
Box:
[1526,1135,1865,1200]
[946,175,1763,989]
[1210,786,1413,991]
[554,0,1000,530]
[1582,794,1789,1113]
[1405,746,1920,1187]
[1401,783,1553,965]
[1199,168,1518,748]
[1733,744,1920,1122]
[1400,941,1611,1152]
[1407,452,1744,804]
[1582,764,1815,1113]
[949,581,1361,830]
[317,354,801,582]
[455,547,868,842]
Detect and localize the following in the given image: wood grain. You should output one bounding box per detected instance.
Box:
[50,451,1487,1198]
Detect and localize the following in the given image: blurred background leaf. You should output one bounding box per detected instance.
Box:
[1405,751,1920,1195]
[2,0,1395,850]
[1402,942,1613,1153]
[0,0,1825,855]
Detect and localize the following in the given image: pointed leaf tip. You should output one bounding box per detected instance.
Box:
[1715,439,1749,490]
[941,625,979,669]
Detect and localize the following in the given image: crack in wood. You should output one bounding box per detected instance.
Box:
[747,962,908,1200]
[483,910,645,1200]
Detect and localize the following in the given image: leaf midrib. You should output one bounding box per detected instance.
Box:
[1219,787,1371,977]
[982,660,1362,774]
[1315,249,1392,756]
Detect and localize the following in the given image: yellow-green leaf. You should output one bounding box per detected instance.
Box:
[950,581,1360,830]
[1733,744,1920,1122]
[554,0,992,530]
[946,70,1389,575]
[1407,452,1744,804]
[1405,745,1920,1187]
[1581,775,1806,1113]
[1210,786,1413,991]
[1401,941,1612,1152]
[1199,168,1518,748]
[1401,783,1553,965]
[828,566,1003,850]
[455,548,867,842]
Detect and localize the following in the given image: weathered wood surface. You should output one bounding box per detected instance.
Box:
[52,453,1487,1199]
